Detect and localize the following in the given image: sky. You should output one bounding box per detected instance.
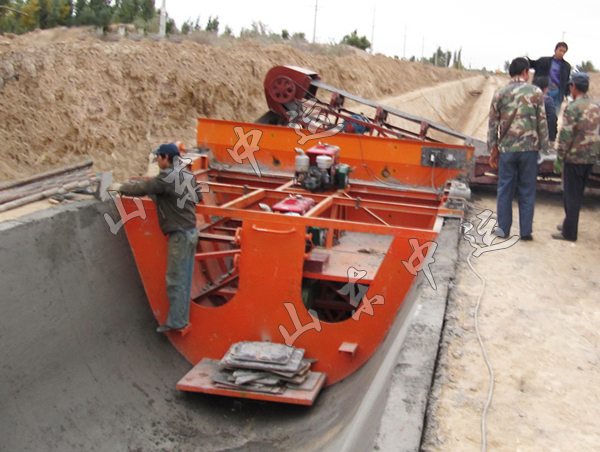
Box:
[163,0,600,72]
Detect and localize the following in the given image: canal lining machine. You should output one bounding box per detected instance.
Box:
[121,66,476,405]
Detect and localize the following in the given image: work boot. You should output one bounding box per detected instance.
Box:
[520,235,533,241]
[551,233,575,242]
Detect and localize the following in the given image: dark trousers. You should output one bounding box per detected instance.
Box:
[497,151,538,237]
[562,163,593,241]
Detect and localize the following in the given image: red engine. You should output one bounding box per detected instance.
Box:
[272,195,316,215]
[305,144,340,166]
[295,144,349,192]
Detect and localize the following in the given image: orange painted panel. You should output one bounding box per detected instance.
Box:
[196,118,473,188]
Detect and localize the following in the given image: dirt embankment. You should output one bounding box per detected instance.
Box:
[0,30,471,182]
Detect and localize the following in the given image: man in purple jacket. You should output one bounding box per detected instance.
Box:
[528,42,571,114]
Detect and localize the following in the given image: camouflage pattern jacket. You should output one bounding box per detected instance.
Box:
[488,79,549,154]
[557,94,600,164]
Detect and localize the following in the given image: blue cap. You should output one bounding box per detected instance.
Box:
[568,72,590,86]
[152,142,180,156]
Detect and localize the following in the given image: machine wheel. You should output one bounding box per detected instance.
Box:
[268,76,295,103]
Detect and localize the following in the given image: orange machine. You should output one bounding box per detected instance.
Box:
[121,67,473,405]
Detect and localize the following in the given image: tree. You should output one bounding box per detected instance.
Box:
[165,15,175,33]
[59,0,73,23]
[240,21,268,39]
[115,0,139,23]
[76,5,97,24]
[341,30,370,51]
[576,61,596,72]
[73,0,86,16]
[180,19,190,34]
[452,48,464,70]
[222,25,232,36]
[281,29,289,40]
[181,17,201,34]
[426,47,451,67]
[36,0,51,28]
[47,0,64,27]
[504,60,510,73]
[138,0,153,21]
[21,0,41,28]
[291,31,306,42]
[96,4,111,27]
[205,15,218,33]
[88,0,109,12]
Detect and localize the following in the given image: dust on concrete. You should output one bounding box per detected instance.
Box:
[0,27,471,183]
[422,189,600,452]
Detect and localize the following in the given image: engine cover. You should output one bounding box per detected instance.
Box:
[272,196,316,215]
[305,144,340,166]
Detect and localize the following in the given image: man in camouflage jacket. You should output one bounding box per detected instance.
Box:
[552,72,600,241]
[119,143,201,332]
[488,57,549,240]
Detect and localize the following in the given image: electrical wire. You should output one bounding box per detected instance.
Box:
[355,135,445,197]
[466,250,495,452]
[357,136,404,187]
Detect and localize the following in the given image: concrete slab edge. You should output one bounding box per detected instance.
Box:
[372,218,461,451]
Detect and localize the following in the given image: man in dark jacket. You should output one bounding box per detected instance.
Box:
[528,42,571,114]
[120,143,201,332]
[532,75,558,142]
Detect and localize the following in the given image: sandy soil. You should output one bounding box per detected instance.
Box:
[421,188,600,452]
[0,28,470,183]
[416,69,600,452]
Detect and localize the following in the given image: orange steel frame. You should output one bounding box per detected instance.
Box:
[121,118,470,388]
[196,118,474,188]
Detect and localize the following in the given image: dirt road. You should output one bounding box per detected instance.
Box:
[422,188,600,452]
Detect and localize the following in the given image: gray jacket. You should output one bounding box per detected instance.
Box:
[120,164,200,235]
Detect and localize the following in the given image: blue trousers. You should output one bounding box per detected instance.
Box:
[548,89,561,114]
[496,151,538,237]
[165,229,198,329]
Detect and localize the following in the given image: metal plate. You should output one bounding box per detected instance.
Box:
[226,341,296,364]
[421,147,467,169]
[177,359,327,406]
